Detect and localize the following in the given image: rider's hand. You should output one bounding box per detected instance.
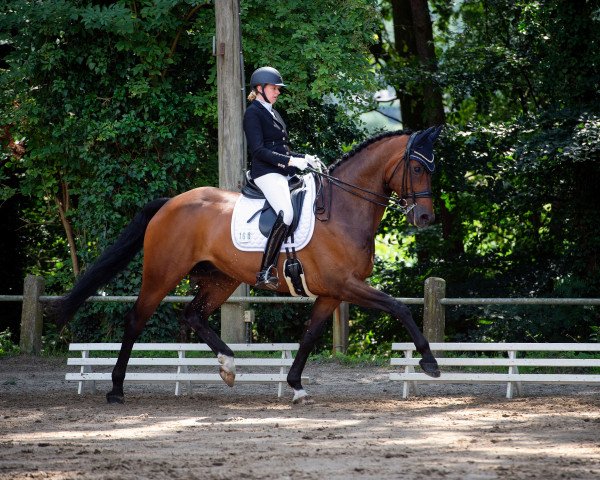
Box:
[304,154,323,172]
[288,156,309,171]
[304,154,321,168]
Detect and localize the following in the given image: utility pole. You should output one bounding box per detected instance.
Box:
[215,0,248,343]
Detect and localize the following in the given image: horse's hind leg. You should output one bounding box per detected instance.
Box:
[183,264,241,386]
[107,270,186,403]
[106,302,148,404]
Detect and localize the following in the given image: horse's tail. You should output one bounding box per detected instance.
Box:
[52,198,170,325]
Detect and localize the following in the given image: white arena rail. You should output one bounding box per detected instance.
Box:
[66,343,306,397]
[390,342,600,398]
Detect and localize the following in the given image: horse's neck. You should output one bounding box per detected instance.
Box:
[328,142,391,237]
[334,149,388,195]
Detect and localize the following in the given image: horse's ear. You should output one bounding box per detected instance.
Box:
[429,125,443,143]
[421,126,436,137]
[412,127,434,147]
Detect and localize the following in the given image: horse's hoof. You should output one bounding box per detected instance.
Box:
[292,389,313,405]
[219,368,235,387]
[217,353,236,387]
[419,359,441,378]
[293,395,314,405]
[106,392,124,404]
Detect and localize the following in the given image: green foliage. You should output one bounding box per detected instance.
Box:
[1,0,375,343]
[2,0,598,349]
[41,321,69,356]
[437,0,600,123]
[0,328,20,357]
[366,0,600,347]
[242,0,379,115]
[1,1,218,293]
[376,115,600,344]
[249,291,317,343]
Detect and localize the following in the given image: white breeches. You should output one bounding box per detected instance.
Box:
[254,173,294,225]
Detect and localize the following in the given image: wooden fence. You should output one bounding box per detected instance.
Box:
[2,275,599,355]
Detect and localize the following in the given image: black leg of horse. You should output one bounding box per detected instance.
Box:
[344,280,440,377]
[107,267,240,402]
[184,267,240,386]
[287,296,340,403]
[107,303,147,404]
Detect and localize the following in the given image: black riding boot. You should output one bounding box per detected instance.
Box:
[255,212,289,290]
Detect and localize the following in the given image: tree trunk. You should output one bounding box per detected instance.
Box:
[392,0,452,258]
[391,0,425,129]
[391,0,445,129]
[54,182,79,277]
[410,0,445,126]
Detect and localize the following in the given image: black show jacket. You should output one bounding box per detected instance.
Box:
[243,100,304,179]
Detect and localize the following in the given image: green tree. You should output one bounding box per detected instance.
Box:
[383,0,600,342]
[0,0,378,343]
[382,0,445,129]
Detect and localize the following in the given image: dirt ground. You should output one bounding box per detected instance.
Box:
[1,355,599,480]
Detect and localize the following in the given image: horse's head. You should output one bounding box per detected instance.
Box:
[386,126,442,228]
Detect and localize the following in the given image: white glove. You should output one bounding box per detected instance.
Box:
[304,154,321,168]
[304,155,321,168]
[288,156,308,171]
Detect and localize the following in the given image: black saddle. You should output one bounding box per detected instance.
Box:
[241,174,308,238]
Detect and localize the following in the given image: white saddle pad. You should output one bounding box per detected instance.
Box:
[231,174,316,252]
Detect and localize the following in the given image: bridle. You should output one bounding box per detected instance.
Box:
[386,132,434,201]
[309,132,433,219]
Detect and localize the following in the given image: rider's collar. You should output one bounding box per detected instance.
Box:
[257,98,273,113]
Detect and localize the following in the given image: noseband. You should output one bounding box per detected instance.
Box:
[310,132,433,217]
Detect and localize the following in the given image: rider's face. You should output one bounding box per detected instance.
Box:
[258,84,281,104]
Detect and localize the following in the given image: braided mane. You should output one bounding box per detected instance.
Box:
[328,129,412,173]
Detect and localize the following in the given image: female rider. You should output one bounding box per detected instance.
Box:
[243,66,318,289]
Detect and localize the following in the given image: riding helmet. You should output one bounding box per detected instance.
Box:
[250,67,286,88]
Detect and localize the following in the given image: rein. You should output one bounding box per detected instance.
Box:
[309,133,432,220]
[308,168,416,216]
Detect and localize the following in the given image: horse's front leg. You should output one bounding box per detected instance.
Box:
[343,280,440,377]
[287,296,340,404]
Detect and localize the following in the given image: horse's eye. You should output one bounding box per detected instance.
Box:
[413,166,422,174]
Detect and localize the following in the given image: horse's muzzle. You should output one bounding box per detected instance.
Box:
[408,205,435,228]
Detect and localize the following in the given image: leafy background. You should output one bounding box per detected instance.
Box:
[1,0,598,353]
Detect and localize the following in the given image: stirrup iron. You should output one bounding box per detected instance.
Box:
[256,265,280,290]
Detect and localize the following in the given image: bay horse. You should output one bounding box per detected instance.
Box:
[54,127,442,404]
